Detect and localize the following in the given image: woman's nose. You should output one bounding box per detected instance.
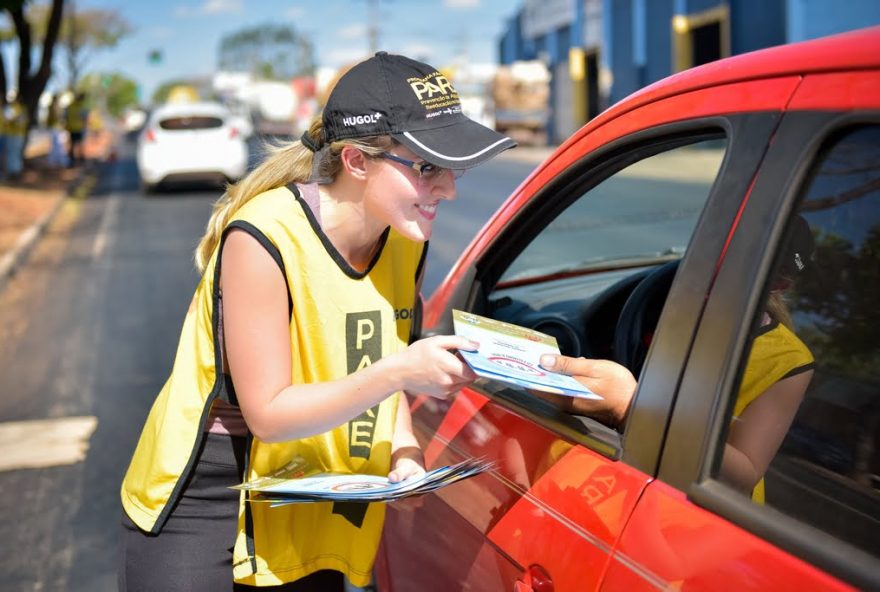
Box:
[430,169,458,200]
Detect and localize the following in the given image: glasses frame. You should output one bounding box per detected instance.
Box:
[379,152,465,180]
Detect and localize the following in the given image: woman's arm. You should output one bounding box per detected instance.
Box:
[720,369,813,492]
[221,229,476,443]
[388,396,425,482]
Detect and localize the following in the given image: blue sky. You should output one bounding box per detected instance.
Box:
[82,0,521,101]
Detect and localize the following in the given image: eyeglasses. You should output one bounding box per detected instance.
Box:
[380,152,465,181]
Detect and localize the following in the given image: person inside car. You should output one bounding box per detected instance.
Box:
[538,216,815,502]
[119,52,515,592]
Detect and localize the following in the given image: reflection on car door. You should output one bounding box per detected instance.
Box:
[381,388,651,591]
[606,69,880,591]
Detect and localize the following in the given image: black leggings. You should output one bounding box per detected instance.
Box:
[118,432,344,591]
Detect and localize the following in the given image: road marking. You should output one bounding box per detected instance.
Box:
[0,416,97,471]
[91,194,120,260]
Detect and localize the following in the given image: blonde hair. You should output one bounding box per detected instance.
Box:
[766,290,794,330]
[194,118,394,272]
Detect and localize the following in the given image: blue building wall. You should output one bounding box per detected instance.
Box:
[730,0,786,53]
[644,1,674,89]
[497,0,879,144]
[787,0,880,42]
[610,0,637,103]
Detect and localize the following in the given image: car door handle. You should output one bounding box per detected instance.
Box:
[513,564,554,592]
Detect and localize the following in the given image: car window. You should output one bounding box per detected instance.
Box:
[498,138,726,284]
[158,116,224,130]
[712,125,879,557]
[482,135,728,438]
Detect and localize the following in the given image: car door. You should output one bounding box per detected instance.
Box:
[378,73,799,591]
[602,69,880,591]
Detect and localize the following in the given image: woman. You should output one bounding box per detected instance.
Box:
[119,52,516,591]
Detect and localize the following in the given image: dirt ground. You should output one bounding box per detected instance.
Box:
[0,130,113,256]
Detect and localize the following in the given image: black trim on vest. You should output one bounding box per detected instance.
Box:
[223,220,294,316]
[149,239,233,534]
[415,240,428,283]
[782,362,815,380]
[287,182,390,280]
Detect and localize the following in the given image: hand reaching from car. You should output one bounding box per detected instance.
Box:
[538,355,637,428]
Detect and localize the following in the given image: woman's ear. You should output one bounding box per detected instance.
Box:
[340,145,369,180]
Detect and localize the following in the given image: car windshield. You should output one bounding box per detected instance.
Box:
[158,116,224,131]
[499,139,727,284]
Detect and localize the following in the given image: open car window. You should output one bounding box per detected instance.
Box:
[470,133,729,443]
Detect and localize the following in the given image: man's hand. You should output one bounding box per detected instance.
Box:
[537,355,637,428]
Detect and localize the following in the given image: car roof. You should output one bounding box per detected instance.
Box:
[150,101,231,120]
[569,26,880,148]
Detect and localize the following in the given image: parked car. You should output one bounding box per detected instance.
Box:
[377,27,880,591]
[136,101,248,192]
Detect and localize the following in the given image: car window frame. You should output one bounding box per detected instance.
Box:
[429,113,783,471]
[664,111,880,589]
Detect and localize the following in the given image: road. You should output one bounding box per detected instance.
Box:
[0,137,539,590]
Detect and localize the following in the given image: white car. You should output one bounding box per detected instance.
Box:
[136,101,248,192]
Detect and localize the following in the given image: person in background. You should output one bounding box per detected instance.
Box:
[65,91,87,166]
[5,97,27,181]
[46,94,69,170]
[118,52,516,592]
[539,216,815,502]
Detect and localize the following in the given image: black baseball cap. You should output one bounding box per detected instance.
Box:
[320,51,516,169]
[778,214,815,278]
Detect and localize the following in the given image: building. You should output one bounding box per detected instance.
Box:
[499,0,880,144]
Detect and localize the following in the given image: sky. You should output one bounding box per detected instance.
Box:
[78,0,522,102]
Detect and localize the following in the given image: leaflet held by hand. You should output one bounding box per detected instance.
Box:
[452,309,601,399]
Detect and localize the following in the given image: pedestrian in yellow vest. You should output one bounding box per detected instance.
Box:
[65,91,87,166]
[118,52,517,591]
[5,98,27,180]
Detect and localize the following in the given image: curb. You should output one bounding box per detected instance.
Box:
[0,170,98,294]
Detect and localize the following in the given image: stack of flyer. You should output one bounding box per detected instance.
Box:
[232,456,493,506]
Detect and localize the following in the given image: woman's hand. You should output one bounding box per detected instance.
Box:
[388,445,426,483]
[391,335,478,399]
[537,355,637,428]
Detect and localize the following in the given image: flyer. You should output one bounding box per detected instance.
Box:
[232,456,493,506]
[452,309,601,399]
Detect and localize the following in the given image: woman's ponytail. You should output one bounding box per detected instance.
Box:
[193,117,394,272]
[193,121,322,272]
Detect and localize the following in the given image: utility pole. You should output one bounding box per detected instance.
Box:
[364,0,380,54]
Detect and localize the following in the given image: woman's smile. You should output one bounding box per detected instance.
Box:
[416,201,439,220]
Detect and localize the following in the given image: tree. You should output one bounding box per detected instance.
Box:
[218,23,314,80]
[79,71,138,118]
[151,79,196,105]
[0,0,64,130]
[27,0,132,89]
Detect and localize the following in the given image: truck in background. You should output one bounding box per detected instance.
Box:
[491,60,550,145]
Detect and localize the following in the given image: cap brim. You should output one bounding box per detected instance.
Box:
[393,120,517,170]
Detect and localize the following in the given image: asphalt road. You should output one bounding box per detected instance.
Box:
[0,138,538,591]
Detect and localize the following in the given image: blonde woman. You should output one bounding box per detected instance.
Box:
[119,52,515,591]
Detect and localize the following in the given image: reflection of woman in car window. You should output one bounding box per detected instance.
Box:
[119,53,513,591]
[539,216,815,503]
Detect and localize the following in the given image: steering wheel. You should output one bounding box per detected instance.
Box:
[613,260,681,376]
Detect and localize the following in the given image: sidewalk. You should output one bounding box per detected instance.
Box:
[0,129,113,292]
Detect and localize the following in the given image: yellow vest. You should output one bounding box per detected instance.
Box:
[7,102,27,136]
[121,184,425,587]
[735,320,813,503]
[66,99,86,133]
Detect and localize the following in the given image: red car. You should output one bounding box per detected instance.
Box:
[376,27,880,591]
